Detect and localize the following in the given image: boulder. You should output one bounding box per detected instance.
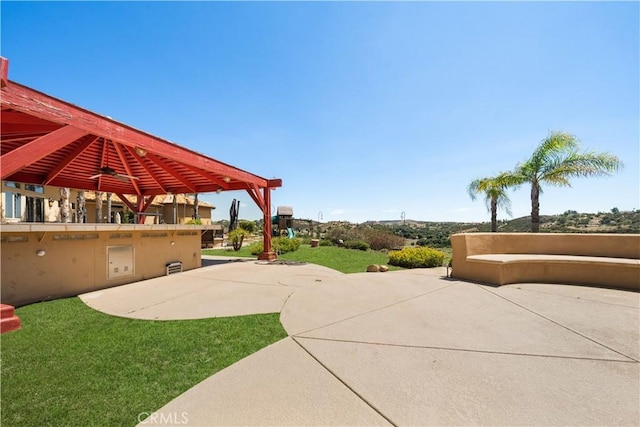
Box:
[378,265,389,272]
[366,264,380,272]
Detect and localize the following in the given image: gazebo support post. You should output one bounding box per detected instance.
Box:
[258,186,276,261]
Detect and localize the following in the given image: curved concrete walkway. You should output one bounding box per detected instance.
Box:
[80,256,640,426]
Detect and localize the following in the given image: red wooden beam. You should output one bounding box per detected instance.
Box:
[145,153,196,193]
[0,57,8,88]
[123,145,167,193]
[44,136,99,184]
[115,193,137,212]
[141,195,157,213]
[267,179,283,188]
[1,81,271,187]
[246,184,265,209]
[0,125,88,178]
[112,140,141,195]
[179,162,230,190]
[1,111,59,126]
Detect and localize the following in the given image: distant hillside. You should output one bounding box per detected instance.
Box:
[243,210,639,242]
[363,209,640,235]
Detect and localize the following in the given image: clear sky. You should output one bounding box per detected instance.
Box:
[2,1,638,224]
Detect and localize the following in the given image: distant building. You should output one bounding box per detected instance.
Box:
[1,181,214,224]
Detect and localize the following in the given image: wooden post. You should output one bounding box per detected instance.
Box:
[258,187,276,261]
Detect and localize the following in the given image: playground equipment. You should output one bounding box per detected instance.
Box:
[272,206,295,238]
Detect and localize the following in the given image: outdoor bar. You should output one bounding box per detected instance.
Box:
[0,56,282,307]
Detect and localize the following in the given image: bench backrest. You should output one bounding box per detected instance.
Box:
[452,233,640,259]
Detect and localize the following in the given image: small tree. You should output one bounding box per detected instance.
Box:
[228,228,248,251]
[468,172,518,232]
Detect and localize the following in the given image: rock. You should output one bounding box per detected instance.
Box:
[366,264,380,272]
[378,265,389,272]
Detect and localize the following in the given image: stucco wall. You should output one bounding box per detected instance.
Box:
[1,224,202,307]
[451,233,640,290]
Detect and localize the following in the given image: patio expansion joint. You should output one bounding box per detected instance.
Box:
[291,336,398,427]
[292,336,639,364]
[505,286,640,310]
[291,281,460,337]
[180,274,293,289]
[477,285,639,363]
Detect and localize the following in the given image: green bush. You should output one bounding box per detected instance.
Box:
[361,228,404,250]
[343,240,370,251]
[388,247,446,269]
[249,237,301,255]
[238,220,257,233]
[319,239,332,246]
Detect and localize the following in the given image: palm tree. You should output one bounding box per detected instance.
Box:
[515,131,623,232]
[468,172,518,232]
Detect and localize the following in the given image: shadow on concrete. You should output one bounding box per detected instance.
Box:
[201,258,254,267]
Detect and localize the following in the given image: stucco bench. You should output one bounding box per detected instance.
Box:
[451,233,640,291]
[466,254,639,289]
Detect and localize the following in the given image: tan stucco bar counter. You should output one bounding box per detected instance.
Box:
[1,223,203,307]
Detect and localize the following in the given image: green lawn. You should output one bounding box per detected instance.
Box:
[203,244,404,274]
[1,298,287,426]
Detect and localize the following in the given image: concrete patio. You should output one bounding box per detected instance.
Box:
[80,255,640,426]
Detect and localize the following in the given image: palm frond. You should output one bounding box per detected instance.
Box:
[528,131,579,172]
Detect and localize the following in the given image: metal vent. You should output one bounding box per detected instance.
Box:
[166,261,183,275]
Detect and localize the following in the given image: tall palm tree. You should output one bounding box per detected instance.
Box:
[468,172,518,232]
[515,131,623,232]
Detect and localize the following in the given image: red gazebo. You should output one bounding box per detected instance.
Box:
[0,57,281,260]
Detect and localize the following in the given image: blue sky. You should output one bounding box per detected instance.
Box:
[2,2,638,223]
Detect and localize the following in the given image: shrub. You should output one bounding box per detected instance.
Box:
[228,228,248,251]
[362,228,405,250]
[319,239,332,246]
[388,247,446,269]
[325,224,361,245]
[238,220,257,233]
[344,240,370,251]
[249,237,301,255]
[248,241,263,256]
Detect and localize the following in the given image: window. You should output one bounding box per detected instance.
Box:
[5,182,20,189]
[25,196,44,222]
[25,184,44,194]
[5,192,22,219]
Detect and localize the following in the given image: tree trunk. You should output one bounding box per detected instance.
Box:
[193,193,199,220]
[106,193,112,223]
[490,196,497,232]
[531,182,540,233]
[232,235,244,251]
[60,188,71,223]
[95,191,103,223]
[76,191,86,223]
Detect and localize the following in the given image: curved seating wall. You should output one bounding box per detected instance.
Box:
[451,233,640,291]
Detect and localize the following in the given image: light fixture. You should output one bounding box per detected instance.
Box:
[135,147,147,157]
[170,241,176,246]
[36,249,46,257]
[216,186,223,194]
[48,197,54,207]
[222,176,231,183]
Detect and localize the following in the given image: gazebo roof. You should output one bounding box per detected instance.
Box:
[0,57,281,202]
